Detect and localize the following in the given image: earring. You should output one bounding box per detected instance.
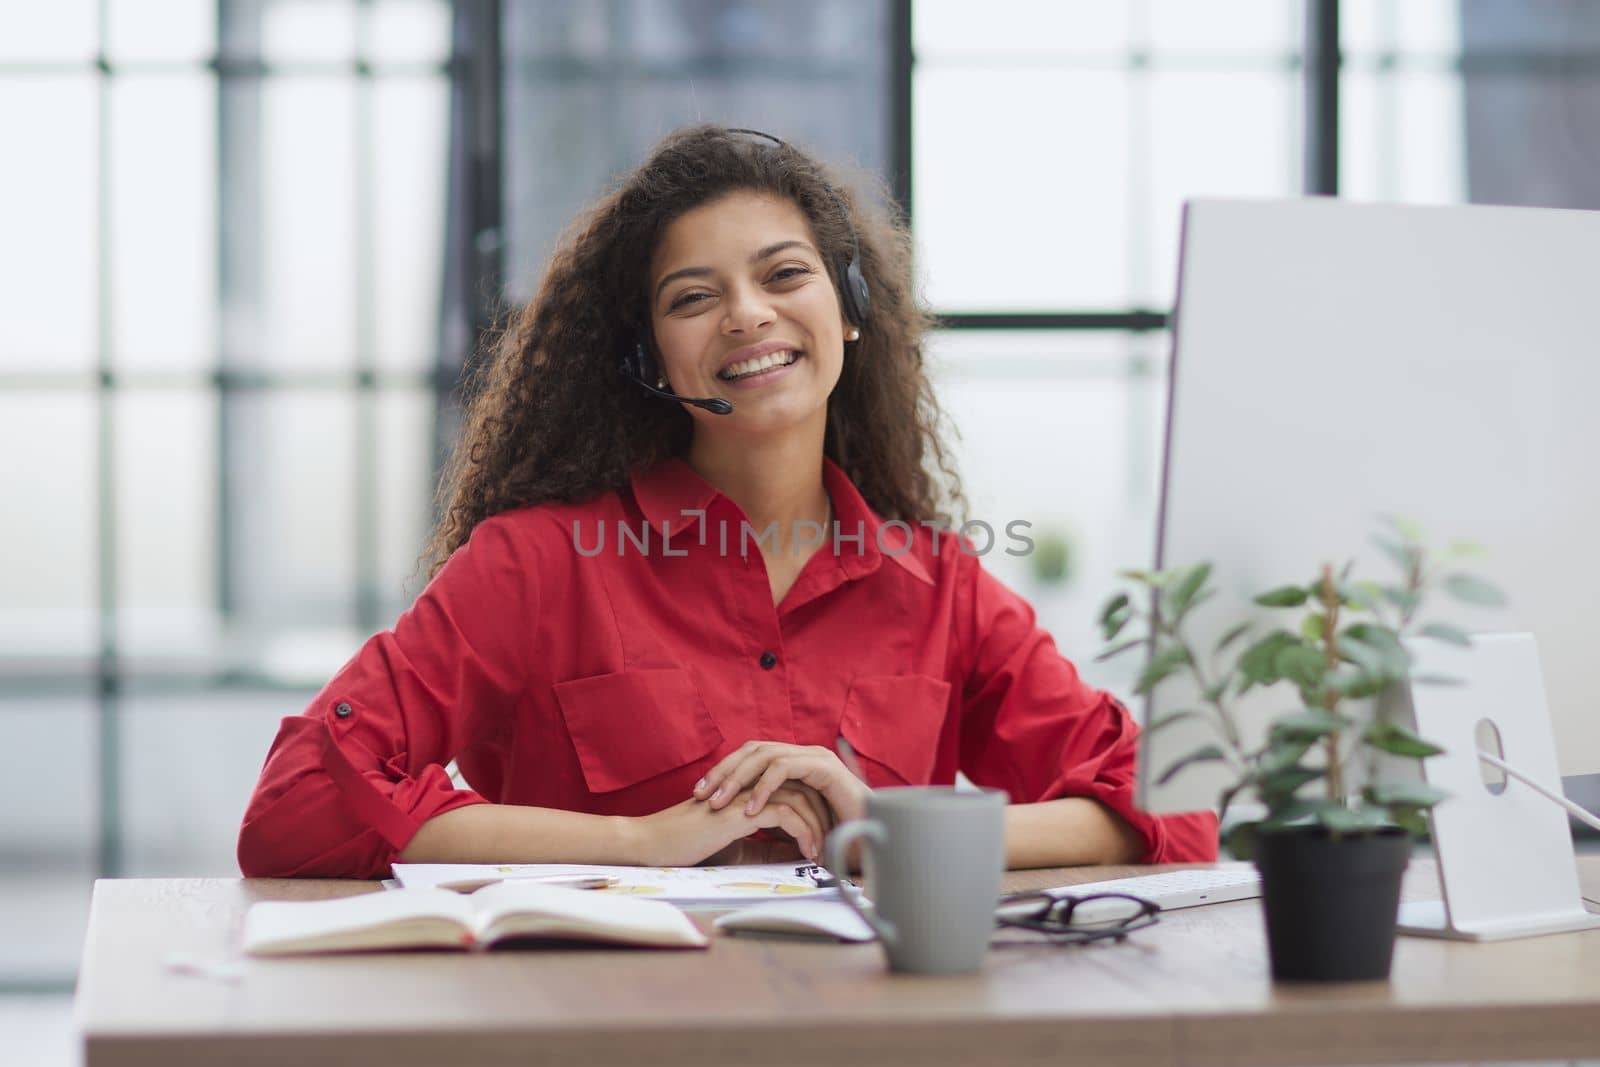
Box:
[656,376,669,390]
[846,327,861,341]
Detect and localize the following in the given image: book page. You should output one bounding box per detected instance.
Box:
[244,888,473,955]
[468,882,708,948]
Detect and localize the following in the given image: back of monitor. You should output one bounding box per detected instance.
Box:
[1145,197,1600,814]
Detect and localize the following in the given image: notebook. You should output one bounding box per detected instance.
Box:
[243,882,708,956]
[714,900,877,942]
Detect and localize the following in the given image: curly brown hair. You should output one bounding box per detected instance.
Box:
[423,123,965,578]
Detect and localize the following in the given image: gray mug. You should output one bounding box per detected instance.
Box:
[823,786,1006,974]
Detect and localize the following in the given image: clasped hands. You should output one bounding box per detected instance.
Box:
[635,741,870,867]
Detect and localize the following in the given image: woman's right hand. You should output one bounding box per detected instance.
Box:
[628,783,832,867]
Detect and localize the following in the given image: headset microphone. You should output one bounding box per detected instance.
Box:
[620,339,733,414]
[625,363,733,415]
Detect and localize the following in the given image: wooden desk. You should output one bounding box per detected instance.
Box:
[76,858,1600,1067]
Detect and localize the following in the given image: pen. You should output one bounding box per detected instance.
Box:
[517,875,621,891]
[440,875,621,893]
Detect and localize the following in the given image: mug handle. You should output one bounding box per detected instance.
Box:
[824,818,897,946]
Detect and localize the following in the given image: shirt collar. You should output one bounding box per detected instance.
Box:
[628,455,720,539]
[628,455,935,587]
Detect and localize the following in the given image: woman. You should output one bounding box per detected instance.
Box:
[237,124,1216,878]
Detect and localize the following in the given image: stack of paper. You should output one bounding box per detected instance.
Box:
[391,862,841,909]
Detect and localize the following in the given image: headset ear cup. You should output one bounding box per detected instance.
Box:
[843,256,871,327]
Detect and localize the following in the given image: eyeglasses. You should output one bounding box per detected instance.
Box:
[993,891,1160,945]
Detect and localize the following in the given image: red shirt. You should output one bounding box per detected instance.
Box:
[237,456,1217,878]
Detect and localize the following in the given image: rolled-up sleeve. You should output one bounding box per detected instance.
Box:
[237,515,536,878]
[955,556,1218,863]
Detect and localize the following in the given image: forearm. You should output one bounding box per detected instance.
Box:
[1003,797,1145,869]
[398,803,641,865]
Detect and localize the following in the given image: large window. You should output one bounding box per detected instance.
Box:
[914,1,1304,687]
[0,0,457,986]
[499,1,895,304]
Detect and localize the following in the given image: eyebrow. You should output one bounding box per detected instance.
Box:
[653,239,818,304]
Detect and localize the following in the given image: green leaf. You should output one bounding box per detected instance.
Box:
[1388,804,1432,838]
[1214,621,1252,657]
[1315,805,1371,833]
[1094,636,1147,663]
[1098,591,1130,627]
[1326,664,1382,699]
[1417,622,1472,647]
[1147,708,1207,734]
[1270,708,1348,741]
[1363,782,1450,809]
[1443,573,1508,607]
[1156,744,1227,786]
[1256,765,1324,804]
[1134,644,1192,695]
[1337,637,1387,676]
[1363,721,1445,758]
[1262,797,1345,826]
[1099,592,1133,641]
[1178,589,1216,618]
[1236,630,1300,690]
[1301,613,1327,642]
[1337,581,1383,613]
[1343,623,1411,676]
[1380,585,1422,615]
[1202,679,1230,703]
[1274,644,1329,693]
[1168,562,1213,618]
[1444,539,1486,560]
[1222,820,1259,862]
[1257,736,1315,775]
[1253,585,1309,608]
[1371,534,1420,574]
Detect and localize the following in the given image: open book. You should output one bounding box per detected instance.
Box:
[243,882,708,956]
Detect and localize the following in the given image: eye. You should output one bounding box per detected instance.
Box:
[771,266,811,282]
[668,291,710,310]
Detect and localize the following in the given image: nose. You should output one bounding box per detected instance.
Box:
[720,282,776,335]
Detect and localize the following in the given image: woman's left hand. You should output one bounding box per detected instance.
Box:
[693,741,871,825]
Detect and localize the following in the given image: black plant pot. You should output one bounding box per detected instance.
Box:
[1253,826,1411,982]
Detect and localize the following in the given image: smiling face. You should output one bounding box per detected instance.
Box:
[647,190,850,441]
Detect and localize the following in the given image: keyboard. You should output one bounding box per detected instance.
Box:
[997,863,1261,923]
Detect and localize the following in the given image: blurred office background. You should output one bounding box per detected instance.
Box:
[3,3,1599,1056]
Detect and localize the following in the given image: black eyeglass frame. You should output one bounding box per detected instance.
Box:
[993,891,1162,945]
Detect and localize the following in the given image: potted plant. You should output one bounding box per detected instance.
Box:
[1098,517,1505,981]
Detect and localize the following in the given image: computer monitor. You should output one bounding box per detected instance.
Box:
[1139,197,1600,815]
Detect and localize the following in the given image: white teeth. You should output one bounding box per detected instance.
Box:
[718,350,800,381]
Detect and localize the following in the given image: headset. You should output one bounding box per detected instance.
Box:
[618,127,872,416]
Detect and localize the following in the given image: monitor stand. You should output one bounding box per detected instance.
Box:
[1384,633,1600,942]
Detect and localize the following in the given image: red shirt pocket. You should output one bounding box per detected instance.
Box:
[838,674,952,787]
[553,667,724,794]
